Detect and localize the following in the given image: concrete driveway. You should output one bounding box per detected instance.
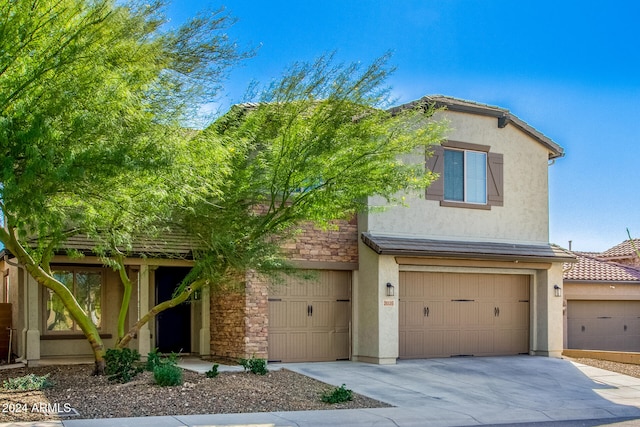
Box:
[30,355,640,427]
[278,356,640,426]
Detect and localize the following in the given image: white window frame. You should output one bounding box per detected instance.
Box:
[444,148,487,205]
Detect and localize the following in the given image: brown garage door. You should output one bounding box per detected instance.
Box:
[567,300,640,352]
[399,272,529,358]
[268,270,351,362]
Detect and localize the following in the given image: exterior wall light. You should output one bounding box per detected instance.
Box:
[553,284,562,297]
[386,282,395,297]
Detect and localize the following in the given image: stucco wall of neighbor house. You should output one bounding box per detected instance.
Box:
[365,111,551,245]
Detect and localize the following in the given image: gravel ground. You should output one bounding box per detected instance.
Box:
[567,357,640,378]
[0,364,390,422]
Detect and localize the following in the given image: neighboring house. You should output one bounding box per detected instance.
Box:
[1,95,575,366]
[563,244,640,352]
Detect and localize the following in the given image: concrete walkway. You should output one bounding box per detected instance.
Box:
[3,356,640,427]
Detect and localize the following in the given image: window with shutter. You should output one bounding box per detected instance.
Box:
[425,142,503,209]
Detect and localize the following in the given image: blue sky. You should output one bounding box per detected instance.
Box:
[166,1,640,252]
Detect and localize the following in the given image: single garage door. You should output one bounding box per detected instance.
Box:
[268,270,351,362]
[567,300,640,352]
[400,272,529,358]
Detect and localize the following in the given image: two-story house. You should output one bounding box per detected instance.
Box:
[0,95,574,366]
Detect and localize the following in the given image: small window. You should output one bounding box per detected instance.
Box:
[425,142,503,208]
[444,149,487,204]
[45,269,103,332]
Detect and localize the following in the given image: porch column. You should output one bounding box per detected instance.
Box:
[199,286,210,356]
[532,263,564,357]
[25,272,40,366]
[137,265,151,357]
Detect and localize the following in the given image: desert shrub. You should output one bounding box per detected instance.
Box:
[145,348,179,372]
[321,384,353,404]
[2,373,53,391]
[153,363,183,386]
[205,364,219,378]
[105,348,143,383]
[239,356,267,375]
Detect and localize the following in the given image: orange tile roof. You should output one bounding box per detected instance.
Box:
[564,252,640,282]
[601,239,640,259]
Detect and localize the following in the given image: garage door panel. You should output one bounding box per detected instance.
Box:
[459,330,478,356]
[400,272,529,359]
[402,331,424,358]
[288,301,309,328]
[478,330,494,354]
[459,302,478,326]
[567,301,640,352]
[402,301,425,328]
[444,302,460,326]
[287,332,309,361]
[310,300,330,328]
[478,302,495,326]
[268,270,351,362]
[268,333,287,361]
[426,301,444,326]
[443,330,460,356]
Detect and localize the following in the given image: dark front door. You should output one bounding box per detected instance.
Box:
[155,267,191,353]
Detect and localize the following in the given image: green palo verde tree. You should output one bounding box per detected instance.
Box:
[115,53,449,348]
[0,0,248,374]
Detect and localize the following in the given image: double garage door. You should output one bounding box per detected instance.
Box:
[400,272,530,358]
[567,300,640,352]
[268,271,351,362]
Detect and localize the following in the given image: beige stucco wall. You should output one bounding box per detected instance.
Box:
[354,243,399,364]
[530,263,564,357]
[364,111,551,244]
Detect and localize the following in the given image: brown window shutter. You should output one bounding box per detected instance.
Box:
[487,152,504,206]
[426,145,444,200]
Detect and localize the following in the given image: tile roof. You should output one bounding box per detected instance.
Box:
[389,95,565,159]
[563,252,640,282]
[601,239,640,259]
[15,231,199,259]
[362,233,576,263]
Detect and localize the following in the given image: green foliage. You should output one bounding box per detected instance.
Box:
[205,364,219,378]
[145,348,179,372]
[321,384,353,404]
[2,373,53,391]
[0,0,247,369]
[104,348,143,383]
[239,356,268,375]
[153,363,183,387]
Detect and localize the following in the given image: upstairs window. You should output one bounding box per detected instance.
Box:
[444,149,487,204]
[426,141,503,209]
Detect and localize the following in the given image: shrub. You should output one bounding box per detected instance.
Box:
[153,363,183,386]
[3,373,53,391]
[145,348,179,372]
[105,348,143,383]
[239,356,267,375]
[205,364,219,378]
[321,384,353,404]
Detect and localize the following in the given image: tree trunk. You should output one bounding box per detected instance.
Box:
[0,229,106,374]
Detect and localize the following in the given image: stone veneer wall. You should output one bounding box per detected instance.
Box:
[281,217,359,264]
[210,217,358,359]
